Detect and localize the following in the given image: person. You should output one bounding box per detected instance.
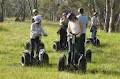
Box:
[32,9,38,23]
[76,8,88,54]
[57,12,68,49]
[30,15,47,61]
[90,12,99,39]
[67,13,82,64]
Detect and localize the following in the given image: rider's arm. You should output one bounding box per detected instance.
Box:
[67,22,71,34]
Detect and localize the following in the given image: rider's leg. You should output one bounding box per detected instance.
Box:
[79,33,85,54]
[36,36,41,58]
[68,38,72,64]
[30,38,35,61]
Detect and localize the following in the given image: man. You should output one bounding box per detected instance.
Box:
[32,9,38,23]
[90,12,99,39]
[30,15,47,61]
[58,12,68,49]
[77,8,88,54]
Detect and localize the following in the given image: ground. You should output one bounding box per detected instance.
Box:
[0,19,120,79]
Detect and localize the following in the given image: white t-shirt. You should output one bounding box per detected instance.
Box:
[30,23,46,39]
[77,14,88,34]
[91,16,99,26]
[68,20,80,34]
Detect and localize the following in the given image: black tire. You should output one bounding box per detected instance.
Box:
[95,38,100,46]
[85,49,92,62]
[53,41,60,51]
[42,53,49,64]
[78,54,87,73]
[86,40,90,44]
[40,42,45,49]
[86,38,93,44]
[25,41,31,50]
[86,38,91,44]
[58,55,66,71]
[21,52,30,66]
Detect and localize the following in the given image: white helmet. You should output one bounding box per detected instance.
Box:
[32,9,38,13]
[34,15,42,23]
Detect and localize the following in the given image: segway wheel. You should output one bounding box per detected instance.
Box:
[21,52,30,66]
[42,53,49,64]
[40,42,45,49]
[85,49,92,62]
[53,41,60,51]
[86,38,93,44]
[95,38,100,46]
[78,54,87,73]
[24,41,31,50]
[58,55,66,71]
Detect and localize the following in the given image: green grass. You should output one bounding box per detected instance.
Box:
[0,19,120,79]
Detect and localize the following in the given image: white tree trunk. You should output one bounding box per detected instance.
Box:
[104,0,110,32]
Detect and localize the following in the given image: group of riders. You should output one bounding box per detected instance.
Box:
[30,8,99,60]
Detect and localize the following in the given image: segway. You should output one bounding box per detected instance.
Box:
[53,27,68,51]
[58,33,87,72]
[86,27,100,46]
[53,40,68,51]
[21,40,49,66]
[24,40,45,50]
[86,37,100,46]
[85,49,92,62]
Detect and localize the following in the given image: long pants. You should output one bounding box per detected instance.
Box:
[30,36,41,60]
[68,33,85,64]
[90,26,97,39]
[79,33,85,54]
[59,28,67,48]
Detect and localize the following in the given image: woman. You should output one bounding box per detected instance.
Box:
[67,13,82,64]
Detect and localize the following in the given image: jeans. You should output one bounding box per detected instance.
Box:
[59,27,67,48]
[30,36,41,60]
[90,26,97,39]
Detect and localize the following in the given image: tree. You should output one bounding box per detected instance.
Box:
[15,0,27,22]
[0,0,5,22]
[104,0,110,32]
[109,0,120,32]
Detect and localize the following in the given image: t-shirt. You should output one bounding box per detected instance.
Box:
[77,14,88,34]
[68,20,80,34]
[91,16,99,26]
[30,23,46,39]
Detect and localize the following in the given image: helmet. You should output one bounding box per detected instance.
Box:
[78,8,84,14]
[93,12,98,16]
[32,9,38,13]
[34,15,42,23]
[62,12,67,16]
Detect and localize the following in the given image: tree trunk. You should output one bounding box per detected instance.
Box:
[104,0,110,32]
[27,0,32,16]
[15,0,26,22]
[109,0,117,32]
[0,0,5,22]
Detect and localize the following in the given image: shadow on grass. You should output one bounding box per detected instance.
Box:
[7,62,57,69]
[0,27,9,32]
[99,43,108,48]
[88,68,120,76]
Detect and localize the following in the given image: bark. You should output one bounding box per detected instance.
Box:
[0,0,5,22]
[104,0,110,32]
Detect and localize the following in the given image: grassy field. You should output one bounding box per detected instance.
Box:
[0,19,120,79]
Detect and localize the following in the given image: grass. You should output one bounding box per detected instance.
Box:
[0,19,120,79]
